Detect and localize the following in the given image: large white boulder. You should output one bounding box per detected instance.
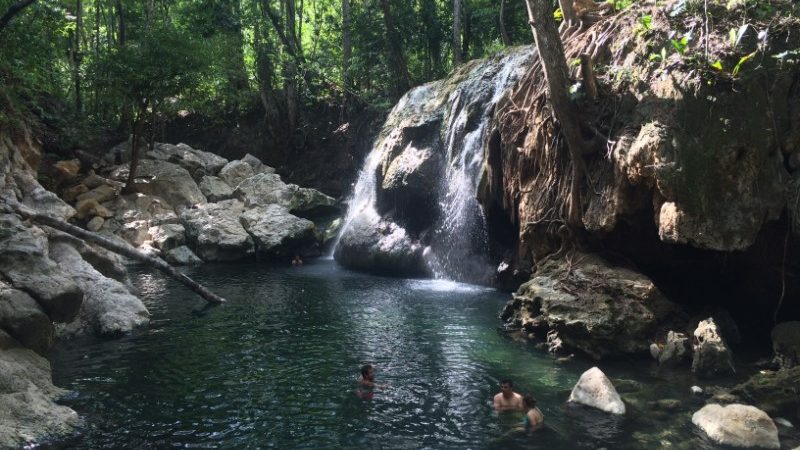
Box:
[180,200,254,261]
[568,367,626,414]
[239,205,316,257]
[692,404,780,449]
[692,318,735,377]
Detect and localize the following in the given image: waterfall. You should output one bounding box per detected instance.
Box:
[334,47,534,283]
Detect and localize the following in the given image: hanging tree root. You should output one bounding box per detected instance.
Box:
[1,199,226,304]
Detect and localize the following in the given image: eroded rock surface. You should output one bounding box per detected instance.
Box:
[568,367,626,414]
[692,404,780,449]
[240,205,316,257]
[180,200,254,261]
[500,253,676,359]
[692,318,735,378]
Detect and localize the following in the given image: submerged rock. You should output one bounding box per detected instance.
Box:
[692,318,735,378]
[728,366,800,419]
[692,404,780,449]
[568,367,626,414]
[501,252,676,359]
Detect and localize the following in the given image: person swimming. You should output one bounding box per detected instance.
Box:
[356,364,387,400]
[522,393,544,431]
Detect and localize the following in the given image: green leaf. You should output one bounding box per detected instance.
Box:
[729,28,737,46]
[710,60,723,70]
[661,47,667,60]
[733,51,757,75]
[554,8,563,22]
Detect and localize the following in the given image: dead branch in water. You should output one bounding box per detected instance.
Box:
[1,199,226,304]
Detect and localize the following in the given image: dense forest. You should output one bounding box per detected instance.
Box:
[0,0,533,162]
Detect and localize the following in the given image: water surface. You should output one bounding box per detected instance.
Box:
[51,260,746,449]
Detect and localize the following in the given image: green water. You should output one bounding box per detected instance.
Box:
[50,259,739,449]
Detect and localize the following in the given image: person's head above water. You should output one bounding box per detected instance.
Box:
[361,364,374,380]
[500,379,514,395]
[523,393,537,408]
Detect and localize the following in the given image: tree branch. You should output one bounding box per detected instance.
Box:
[0,0,36,34]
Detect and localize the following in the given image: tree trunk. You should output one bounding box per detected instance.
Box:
[341,0,352,111]
[73,0,83,113]
[452,0,462,66]
[122,99,149,195]
[462,5,470,61]
[524,0,587,226]
[1,201,226,304]
[0,0,36,34]
[285,0,298,131]
[499,0,511,46]
[379,0,412,96]
[558,0,578,26]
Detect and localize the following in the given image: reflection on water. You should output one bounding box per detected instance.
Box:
[50,260,740,449]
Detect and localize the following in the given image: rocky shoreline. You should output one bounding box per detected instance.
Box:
[0,132,342,448]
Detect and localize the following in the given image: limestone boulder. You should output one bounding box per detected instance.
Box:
[86,216,104,231]
[772,321,800,369]
[0,330,80,449]
[240,205,317,257]
[219,159,256,188]
[235,172,338,218]
[146,142,228,179]
[198,175,234,202]
[13,171,76,220]
[118,220,149,247]
[111,193,174,225]
[378,143,442,231]
[241,153,276,174]
[501,253,676,359]
[692,404,780,449]
[50,242,149,338]
[76,184,117,204]
[0,282,53,354]
[692,318,735,378]
[568,367,626,414]
[165,246,203,266]
[0,214,82,323]
[658,331,690,367]
[180,200,254,261]
[110,159,206,211]
[333,211,428,277]
[148,223,185,251]
[62,183,88,202]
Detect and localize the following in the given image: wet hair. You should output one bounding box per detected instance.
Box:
[361,364,373,378]
[523,393,537,408]
[500,379,513,387]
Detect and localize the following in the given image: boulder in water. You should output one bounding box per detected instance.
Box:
[692,318,735,378]
[772,321,800,369]
[0,281,54,354]
[148,223,186,252]
[568,367,626,414]
[180,200,254,261]
[659,330,690,367]
[165,245,203,266]
[692,404,780,449]
[728,366,800,419]
[240,205,317,257]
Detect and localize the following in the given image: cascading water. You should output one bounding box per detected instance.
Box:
[334,47,534,283]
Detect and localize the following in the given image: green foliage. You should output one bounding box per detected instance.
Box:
[732,51,757,76]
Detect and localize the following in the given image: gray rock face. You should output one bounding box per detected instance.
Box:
[240,205,316,257]
[234,172,338,218]
[50,242,149,338]
[198,176,234,202]
[692,404,780,449]
[13,171,76,220]
[500,253,676,359]
[165,246,203,266]
[334,212,428,277]
[659,331,690,367]
[568,367,626,414]
[180,200,254,261]
[146,142,228,179]
[772,321,800,369]
[0,282,53,354]
[692,318,735,378]
[219,159,256,188]
[110,159,206,211]
[0,330,81,449]
[729,366,800,419]
[148,223,186,251]
[111,193,174,225]
[241,153,276,174]
[119,220,149,247]
[378,125,443,231]
[86,216,104,231]
[0,215,82,323]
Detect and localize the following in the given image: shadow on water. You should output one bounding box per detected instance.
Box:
[46,259,767,449]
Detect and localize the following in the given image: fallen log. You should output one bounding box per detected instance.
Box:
[1,199,226,304]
